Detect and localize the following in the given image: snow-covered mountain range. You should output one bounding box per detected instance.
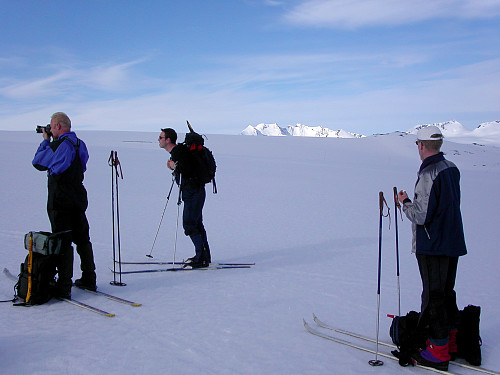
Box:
[241,123,364,138]
[241,120,500,145]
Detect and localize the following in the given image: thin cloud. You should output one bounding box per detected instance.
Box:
[0,58,150,101]
[283,0,500,29]
[0,71,72,99]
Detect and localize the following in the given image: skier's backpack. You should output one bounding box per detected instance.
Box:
[183,131,217,193]
[389,310,427,366]
[15,231,69,305]
[390,305,482,367]
[456,305,482,366]
[16,252,57,305]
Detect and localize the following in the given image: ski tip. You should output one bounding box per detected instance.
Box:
[131,303,142,307]
[106,313,116,318]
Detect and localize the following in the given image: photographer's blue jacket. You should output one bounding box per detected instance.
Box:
[402,152,467,257]
[32,132,88,175]
[33,132,89,211]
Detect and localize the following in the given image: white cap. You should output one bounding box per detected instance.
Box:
[417,126,443,141]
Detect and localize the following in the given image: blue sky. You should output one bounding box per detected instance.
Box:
[1,0,499,135]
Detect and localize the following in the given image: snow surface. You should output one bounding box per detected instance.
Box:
[1,130,499,375]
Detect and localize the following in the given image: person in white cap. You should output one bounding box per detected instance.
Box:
[397,126,467,370]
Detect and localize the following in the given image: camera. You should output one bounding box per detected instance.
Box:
[36,124,52,137]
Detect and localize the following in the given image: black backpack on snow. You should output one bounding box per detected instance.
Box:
[16,252,57,305]
[183,130,217,193]
[389,310,427,366]
[456,305,482,366]
[15,230,69,305]
[390,306,482,367]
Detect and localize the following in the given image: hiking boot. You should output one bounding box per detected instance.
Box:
[54,279,72,299]
[184,260,209,269]
[57,291,71,299]
[53,285,71,299]
[74,272,97,291]
[412,339,450,371]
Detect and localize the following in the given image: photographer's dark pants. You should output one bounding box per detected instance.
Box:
[48,208,96,294]
[182,185,211,262]
[417,254,459,340]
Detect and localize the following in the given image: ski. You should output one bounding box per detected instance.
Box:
[110,265,251,275]
[3,268,115,318]
[115,260,255,266]
[311,314,499,375]
[57,297,115,317]
[74,286,142,307]
[303,319,457,375]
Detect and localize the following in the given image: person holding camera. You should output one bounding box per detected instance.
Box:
[32,112,97,298]
[398,126,467,371]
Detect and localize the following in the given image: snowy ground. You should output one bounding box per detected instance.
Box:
[0,130,499,375]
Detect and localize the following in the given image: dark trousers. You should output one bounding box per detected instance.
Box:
[417,254,459,340]
[182,186,210,262]
[48,208,95,291]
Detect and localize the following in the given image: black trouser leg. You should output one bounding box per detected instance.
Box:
[76,242,96,282]
[417,254,459,340]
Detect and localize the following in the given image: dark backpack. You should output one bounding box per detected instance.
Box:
[16,252,57,305]
[389,310,427,366]
[183,131,217,193]
[15,230,69,305]
[456,305,482,366]
[390,306,482,367]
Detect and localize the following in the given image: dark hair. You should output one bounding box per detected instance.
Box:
[161,128,177,144]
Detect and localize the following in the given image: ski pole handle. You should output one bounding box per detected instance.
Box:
[393,187,399,205]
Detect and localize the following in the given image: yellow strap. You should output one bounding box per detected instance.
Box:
[26,233,33,303]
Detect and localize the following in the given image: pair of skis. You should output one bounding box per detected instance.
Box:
[304,314,498,375]
[3,268,140,318]
[111,260,254,275]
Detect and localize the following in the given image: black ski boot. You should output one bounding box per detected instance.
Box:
[74,271,97,291]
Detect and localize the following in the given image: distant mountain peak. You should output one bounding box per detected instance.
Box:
[241,123,365,138]
[408,120,469,136]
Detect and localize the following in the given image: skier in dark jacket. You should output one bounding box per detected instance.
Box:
[32,112,97,298]
[158,127,211,268]
[398,125,467,371]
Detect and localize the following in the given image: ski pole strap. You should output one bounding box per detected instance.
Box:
[393,187,403,221]
[379,192,390,218]
[108,150,123,179]
[379,192,391,229]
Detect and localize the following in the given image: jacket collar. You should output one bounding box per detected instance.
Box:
[419,152,444,173]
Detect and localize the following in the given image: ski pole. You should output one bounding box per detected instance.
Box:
[172,178,182,268]
[393,186,403,316]
[369,191,389,367]
[109,151,125,286]
[146,176,176,258]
